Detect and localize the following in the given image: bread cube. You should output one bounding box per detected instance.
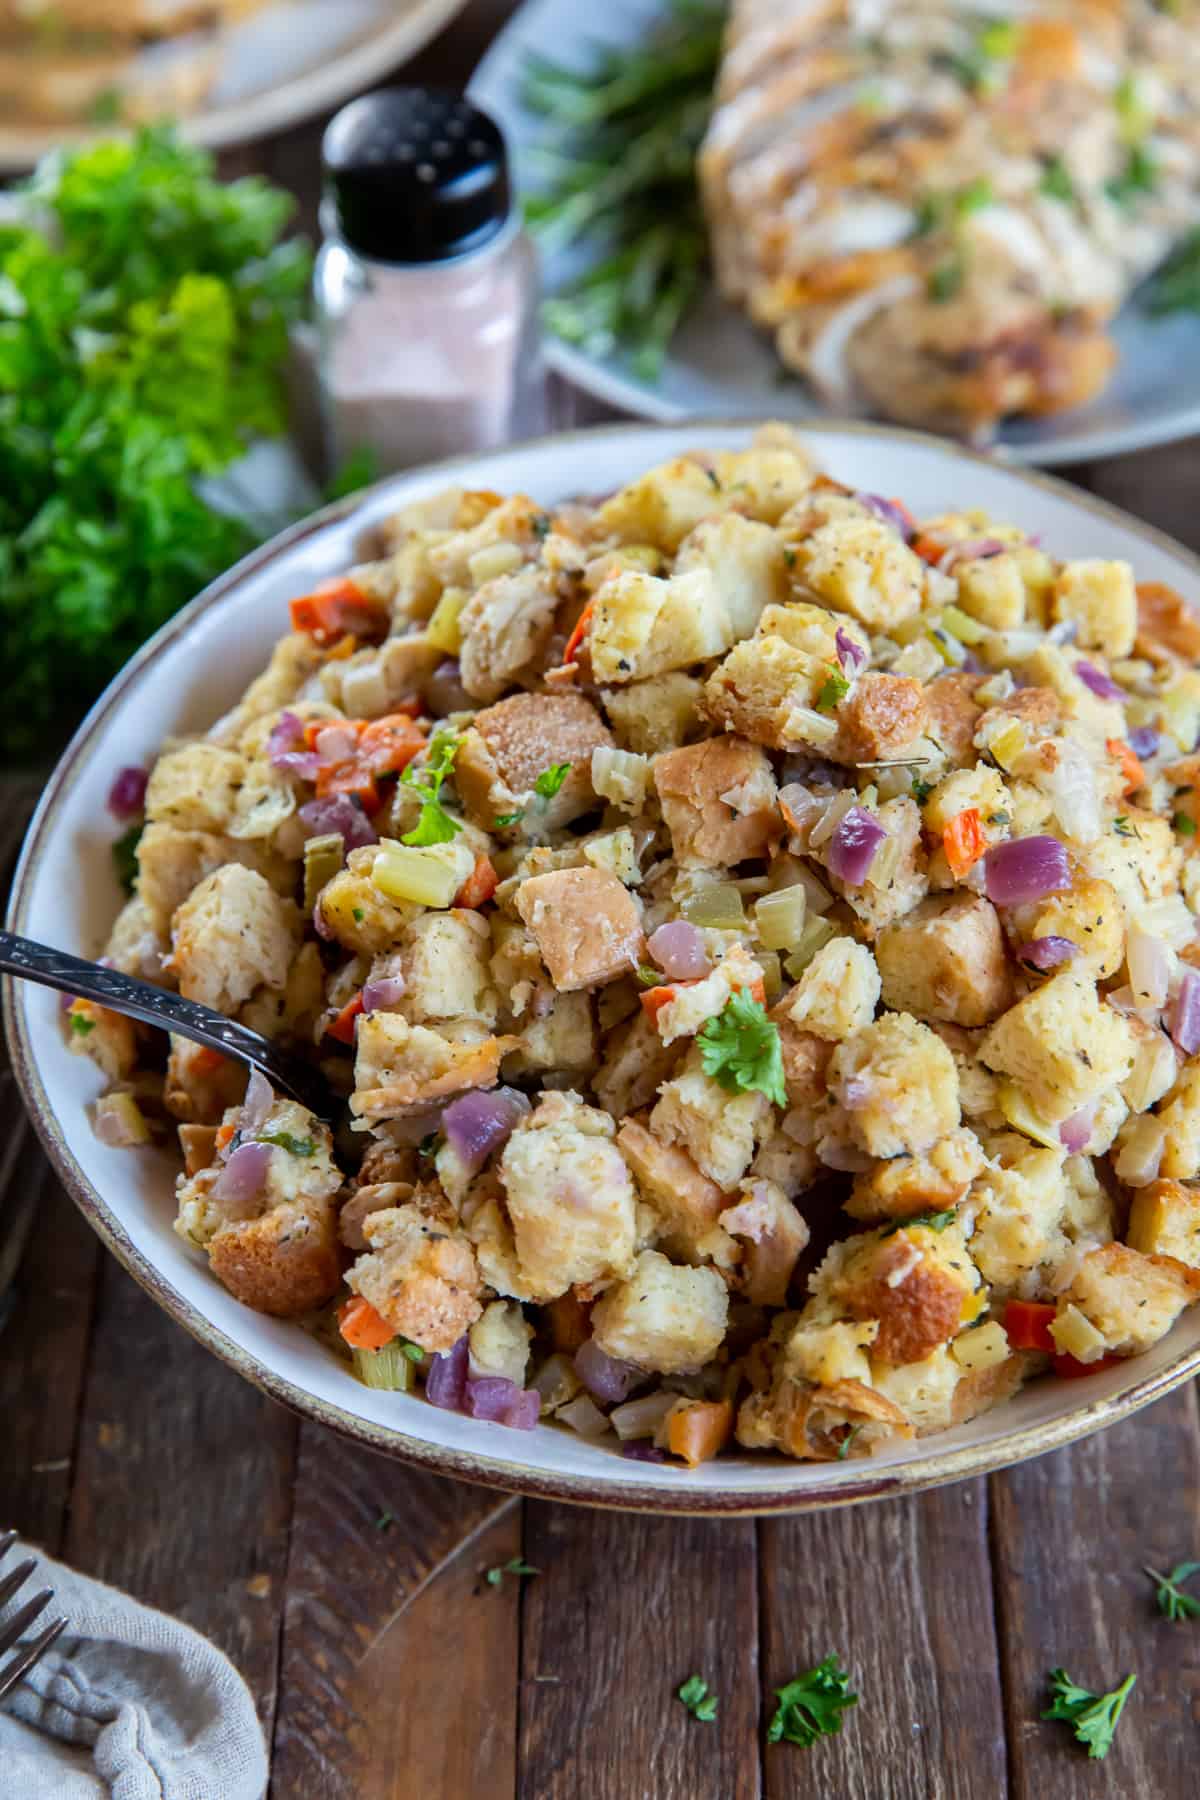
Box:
[967,1142,1071,1294]
[923,766,1010,836]
[601,671,703,754]
[592,1009,685,1118]
[876,894,1013,1028]
[1052,559,1137,658]
[978,970,1136,1123]
[829,1013,960,1158]
[469,1299,533,1384]
[347,1202,483,1352]
[457,691,614,834]
[514,866,644,991]
[499,1092,637,1299]
[504,989,595,1078]
[719,1178,809,1305]
[399,910,498,1024]
[164,1035,247,1124]
[834,672,929,765]
[136,824,291,935]
[316,848,418,957]
[596,457,737,552]
[590,1249,729,1373]
[352,1016,508,1123]
[1126,1178,1200,1268]
[771,1018,834,1108]
[65,998,137,1082]
[701,631,836,753]
[845,1126,985,1222]
[426,493,542,588]
[1081,811,1180,915]
[589,567,734,684]
[103,895,171,985]
[824,794,929,938]
[776,938,880,1041]
[457,566,560,701]
[955,552,1027,629]
[1052,1241,1200,1358]
[145,743,246,835]
[792,514,926,631]
[651,1044,773,1189]
[1136,579,1200,662]
[654,736,780,867]
[171,863,299,1015]
[673,512,789,638]
[1158,1060,1200,1180]
[617,1119,735,1267]
[824,1221,980,1366]
[1006,875,1125,979]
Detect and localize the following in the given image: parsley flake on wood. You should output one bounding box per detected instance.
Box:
[1145,1560,1200,1621]
[374,1510,395,1533]
[534,762,572,800]
[400,733,462,846]
[484,1557,538,1589]
[677,1675,718,1722]
[1042,1668,1136,1759]
[258,1130,315,1157]
[697,989,786,1108]
[766,1656,858,1748]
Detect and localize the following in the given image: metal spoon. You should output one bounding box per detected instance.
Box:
[1,929,331,1118]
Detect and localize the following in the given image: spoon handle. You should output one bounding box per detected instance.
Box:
[0,928,329,1116]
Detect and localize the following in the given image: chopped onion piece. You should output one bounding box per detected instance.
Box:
[1127,922,1171,1011]
[361,976,407,1014]
[557,1393,610,1438]
[299,794,378,850]
[1074,660,1123,701]
[441,1087,530,1176]
[856,493,913,539]
[211,1139,270,1204]
[92,1090,150,1147]
[1020,935,1077,972]
[983,836,1070,907]
[1128,726,1160,761]
[826,806,887,887]
[938,537,1005,572]
[314,722,360,764]
[575,1338,642,1404]
[621,1440,667,1463]
[425,1336,469,1411]
[1114,1115,1165,1188]
[609,1391,678,1442]
[835,625,867,671]
[648,919,712,981]
[242,1067,274,1132]
[1059,1102,1097,1154]
[1170,969,1200,1056]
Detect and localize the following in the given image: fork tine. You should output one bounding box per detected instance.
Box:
[0,1614,66,1702]
[0,1530,17,1563]
[0,1589,51,1661]
[0,1558,36,1612]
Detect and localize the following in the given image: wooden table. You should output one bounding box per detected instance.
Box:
[3,4,1200,1794]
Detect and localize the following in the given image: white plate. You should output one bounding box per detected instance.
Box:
[9,419,1200,1514]
[471,0,1200,467]
[0,0,469,174]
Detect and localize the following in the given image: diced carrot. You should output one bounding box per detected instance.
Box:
[911,533,946,565]
[215,1121,237,1151]
[743,975,767,1006]
[314,760,381,812]
[290,578,386,648]
[456,854,499,910]
[640,985,677,1022]
[190,1045,228,1075]
[1016,18,1079,81]
[560,601,594,667]
[1052,1350,1124,1381]
[1106,738,1145,797]
[359,713,426,777]
[338,1295,396,1351]
[545,1292,590,1354]
[666,1398,734,1468]
[943,807,987,879]
[326,991,365,1045]
[390,696,424,719]
[1003,1299,1057,1354]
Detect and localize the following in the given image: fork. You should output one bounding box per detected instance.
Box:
[0,1530,67,1702]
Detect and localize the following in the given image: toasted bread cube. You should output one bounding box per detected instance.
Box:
[589,567,735,684]
[674,512,789,637]
[592,1009,685,1118]
[457,566,560,701]
[735,1370,910,1461]
[967,1142,1072,1294]
[469,1300,533,1384]
[955,552,1027,629]
[458,691,614,832]
[398,910,498,1024]
[978,970,1135,1123]
[136,824,291,934]
[876,894,1013,1028]
[783,1316,877,1388]
[1081,810,1180,915]
[1136,579,1200,662]
[923,766,1010,836]
[830,1013,960,1158]
[1053,1241,1200,1358]
[145,743,246,835]
[499,1092,637,1300]
[426,493,542,589]
[651,1044,773,1189]
[1006,875,1125,979]
[171,864,300,1015]
[504,989,595,1078]
[164,1036,247,1124]
[1052,559,1137,658]
[792,514,926,632]
[824,794,928,938]
[601,671,703,754]
[719,1178,809,1305]
[597,457,736,552]
[701,631,835,753]
[316,848,419,956]
[834,671,929,765]
[654,736,780,867]
[352,1015,507,1122]
[590,1249,729,1373]
[1126,1178,1200,1268]
[347,1203,483,1352]
[1158,1060,1200,1180]
[825,1221,980,1366]
[65,998,137,1081]
[514,866,644,991]
[617,1119,734,1267]
[923,671,984,768]
[103,895,171,985]
[845,1126,985,1222]
[776,938,881,1041]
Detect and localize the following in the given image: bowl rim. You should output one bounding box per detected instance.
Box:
[8,414,1200,1515]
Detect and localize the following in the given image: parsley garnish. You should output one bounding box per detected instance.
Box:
[485,1557,538,1589]
[911,774,933,804]
[493,811,524,828]
[112,823,142,895]
[956,176,993,215]
[400,733,462,845]
[1113,816,1134,837]
[1172,811,1197,837]
[1042,1668,1136,1759]
[534,762,572,800]
[352,906,365,922]
[637,964,664,987]
[258,1130,315,1157]
[399,1339,425,1364]
[1039,155,1075,203]
[767,1656,858,1747]
[1145,1560,1200,1621]
[836,1426,862,1461]
[882,1209,957,1237]
[815,670,850,713]
[677,1674,718,1722]
[705,468,721,491]
[1108,144,1157,207]
[531,512,551,539]
[928,258,964,303]
[69,1012,96,1037]
[697,990,786,1108]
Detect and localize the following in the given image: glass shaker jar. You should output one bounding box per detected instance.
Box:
[314,87,544,476]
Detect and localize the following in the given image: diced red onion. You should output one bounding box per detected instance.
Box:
[1169,969,1200,1057]
[575,1338,643,1404]
[265,712,320,780]
[1128,726,1160,761]
[826,806,888,887]
[621,1441,667,1463]
[503,1388,540,1431]
[1020,935,1078,972]
[464,1376,539,1430]
[1074,660,1122,701]
[241,1067,274,1133]
[425,1336,469,1411]
[983,836,1070,907]
[441,1087,531,1177]
[835,626,867,673]
[647,920,712,981]
[361,976,406,1014]
[1059,1102,1097,1154]
[387,1102,451,1147]
[314,723,360,764]
[938,537,1005,572]
[856,493,913,539]
[210,1139,271,1204]
[298,794,378,850]
[107,765,148,819]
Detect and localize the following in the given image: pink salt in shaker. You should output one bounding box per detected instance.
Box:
[314,87,544,475]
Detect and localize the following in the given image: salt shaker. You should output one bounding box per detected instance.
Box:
[314,87,544,476]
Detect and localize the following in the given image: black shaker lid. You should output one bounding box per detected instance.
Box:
[322,88,511,264]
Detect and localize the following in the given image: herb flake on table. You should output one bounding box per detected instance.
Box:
[1042,1667,1136,1759]
[677,1674,718,1722]
[766,1655,858,1748]
[485,1557,538,1589]
[697,989,787,1108]
[1145,1560,1200,1621]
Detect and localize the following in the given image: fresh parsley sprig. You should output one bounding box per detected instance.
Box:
[534,761,573,800]
[697,990,787,1108]
[258,1131,315,1157]
[677,1674,718,1722]
[1042,1668,1136,1759]
[1145,1560,1200,1622]
[767,1656,858,1748]
[401,734,462,846]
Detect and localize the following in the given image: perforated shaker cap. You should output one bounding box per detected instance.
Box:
[322,88,511,264]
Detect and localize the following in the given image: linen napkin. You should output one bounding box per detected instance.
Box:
[0,1538,268,1800]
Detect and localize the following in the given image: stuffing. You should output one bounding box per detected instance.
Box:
[654,736,781,867]
[457,565,560,701]
[1051,559,1137,659]
[833,671,929,766]
[719,1178,809,1305]
[922,765,1011,837]
[821,1220,981,1365]
[455,691,614,833]
[651,1044,774,1189]
[1081,811,1180,914]
[824,795,928,937]
[966,1141,1073,1296]
[515,867,645,991]
[978,970,1136,1124]
[1126,1179,1200,1269]
[875,895,1013,1028]
[144,743,246,835]
[347,1202,483,1352]
[590,1249,729,1374]
[352,1014,511,1124]
[592,1009,684,1118]
[791,514,926,632]
[1136,580,1200,664]
[163,1037,247,1125]
[65,999,137,1082]
[617,1119,736,1268]
[596,447,812,554]
[426,493,544,590]
[315,849,419,956]
[135,824,292,935]
[770,1016,835,1108]
[869,1348,966,1436]
[103,895,171,986]
[339,1181,410,1253]
[171,864,300,1015]
[398,910,498,1025]
[600,671,703,754]
[498,1092,638,1300]
[774,937,880,1041]
[1052,1241,1200,1359]
[923,671,984,768]
[1005,875,1126,979]
[700,600,873,753]
[845,1127,986,1223]
[735,1345,910,1461]
[588,567,735,684]
[673,512,789,638]
[468,1299,533,1384]
[829,1013,960,1158]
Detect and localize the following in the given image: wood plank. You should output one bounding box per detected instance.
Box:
[761,1482,1007,1800]
[271,1425,519,1800]
[62,1253,297,1733]
[1079,442,1200,552]
[517,1504,760,1800]
[990,1384,1200,1799]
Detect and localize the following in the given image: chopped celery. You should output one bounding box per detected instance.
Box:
[303,832,345,912]
[682,881,745,929]
[353,1343,414,1391]
[755,885,807,951]
[425,585,469,656]
[783,915,837,979]
[371,838,469,907]
[757,948,783,1003]
[941,604,988,646]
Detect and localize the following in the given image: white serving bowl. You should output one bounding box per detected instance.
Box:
[8,421,1200,1515]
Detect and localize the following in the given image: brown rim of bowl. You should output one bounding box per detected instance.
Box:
[7,416,1200,1516]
